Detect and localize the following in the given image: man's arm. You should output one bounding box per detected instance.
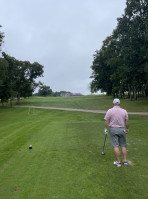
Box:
[105,120,109,129]
[104,120,109,135]
[104,110,109,134]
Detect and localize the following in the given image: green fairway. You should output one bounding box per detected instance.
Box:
[14,95,148,112]
[0,104,148,199]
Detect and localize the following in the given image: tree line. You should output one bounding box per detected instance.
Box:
[0,26,44,105]
[34,84,83,97]
[90,0,148,100]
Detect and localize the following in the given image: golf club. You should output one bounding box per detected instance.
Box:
[101,134,107,155]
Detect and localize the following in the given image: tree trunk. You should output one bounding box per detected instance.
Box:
[133,86,137,100]
[142,89,145,98]
[128,84,132,101]
[17,93,21,104]
[10,99,13,107]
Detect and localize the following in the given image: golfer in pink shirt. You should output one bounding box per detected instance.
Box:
[104,98,129,167]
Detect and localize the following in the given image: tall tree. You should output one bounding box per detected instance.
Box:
[0,58,10,104]
[90,0,148,99]
[2,53,44,104]
[91,36,122,96]
[114,0,148,99]
[0,25,4,52]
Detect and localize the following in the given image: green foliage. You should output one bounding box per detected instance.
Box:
[0,25,4,51]
[0,53,44,104]
[38,82,53,96]
[91,0,148,100]
[0,58,13,103]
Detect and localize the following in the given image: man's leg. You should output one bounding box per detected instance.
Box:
[114,147,120,163]
[121,147,127,161]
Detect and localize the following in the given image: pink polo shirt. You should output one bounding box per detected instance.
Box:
[104,106,128,128]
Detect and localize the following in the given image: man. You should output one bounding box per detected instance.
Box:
[104,98,129,167]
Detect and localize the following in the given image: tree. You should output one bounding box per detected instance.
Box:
[113,0,148,99]
[90,0,148,100]
[0,58,10,104]
[2,53,44,104]
[90,36,122,96]
[0,25,4,52]
[38,83,52,96]
[90,49,113,95]
[0,54,17,105]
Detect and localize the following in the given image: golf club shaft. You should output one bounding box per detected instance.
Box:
[102,134,107,152]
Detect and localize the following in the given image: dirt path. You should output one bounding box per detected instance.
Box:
[14,105,148,115]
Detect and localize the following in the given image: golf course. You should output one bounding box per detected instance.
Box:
[0,95,148,199]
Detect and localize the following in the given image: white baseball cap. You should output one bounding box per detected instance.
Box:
[113,98,120,104]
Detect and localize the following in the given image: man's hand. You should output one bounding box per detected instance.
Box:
[125,129,129,134]
[104,128,108,135]
[124,129,129,134]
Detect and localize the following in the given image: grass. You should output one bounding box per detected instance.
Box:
[9,95,148,112]
[0,99,148,199]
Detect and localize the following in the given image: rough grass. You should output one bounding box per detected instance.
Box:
[0,105,148,199]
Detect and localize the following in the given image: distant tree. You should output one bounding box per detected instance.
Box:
[0,58,10,104]
[0,25,4,52]
[2,53,44,104]
[0,54,18,105]
[51,91,61,97]
[0,26,7,104]
[38,83,52,96]
[91,36,121,96]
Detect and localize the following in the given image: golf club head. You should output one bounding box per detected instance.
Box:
[101,151,105,155]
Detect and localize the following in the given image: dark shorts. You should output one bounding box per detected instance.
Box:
[109,127,127,148]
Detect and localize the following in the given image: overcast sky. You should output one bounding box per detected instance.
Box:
[1,0,126,95]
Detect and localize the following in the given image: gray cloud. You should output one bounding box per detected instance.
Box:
[1,0,126,94]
